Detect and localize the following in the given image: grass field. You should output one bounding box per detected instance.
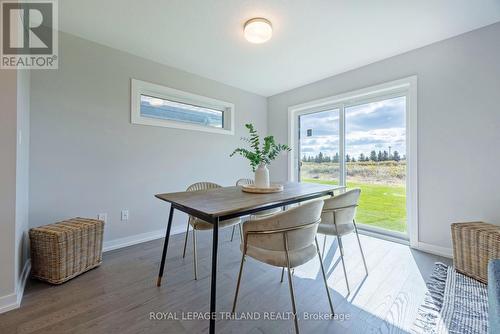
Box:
[302,178,407,233]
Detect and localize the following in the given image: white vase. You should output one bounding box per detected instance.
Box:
[254,163,270,188]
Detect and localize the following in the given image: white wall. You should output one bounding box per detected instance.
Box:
[267,22,500,252]
[29,33,268,246]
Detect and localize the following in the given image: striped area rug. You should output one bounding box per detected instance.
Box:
[412,262,488,334]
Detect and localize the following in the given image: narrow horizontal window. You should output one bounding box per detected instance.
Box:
[131,79,234,135]
[140,95,223,128]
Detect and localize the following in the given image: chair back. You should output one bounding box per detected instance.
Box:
[243,200,323,252]
[186,182,222,223]
[321,188,361,226]
[236,178,254,186]
[237,178,283,217]
[186,182,221,192]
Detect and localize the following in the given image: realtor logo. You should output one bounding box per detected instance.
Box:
[1,0,58,69]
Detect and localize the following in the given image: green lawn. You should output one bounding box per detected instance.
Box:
[303,178,407,232]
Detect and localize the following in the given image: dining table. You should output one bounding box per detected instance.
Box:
[154,181,344,333]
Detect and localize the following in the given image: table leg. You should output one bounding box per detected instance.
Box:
[209,217,219,334]
[156,205,174,287]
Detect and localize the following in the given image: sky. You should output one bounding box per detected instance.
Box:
[299,96,406,159]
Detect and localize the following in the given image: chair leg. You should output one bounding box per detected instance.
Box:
[285,257,299,333]
[353,220,368,276]
[232,252,246,313]
[230,225,236,242]
[283,233,299,333]
[336,234,350,294]
[239,223,243,243]
[315,237,335,315]
[193,228,198,280]
[182,221,190,258]
[280,267,285,283]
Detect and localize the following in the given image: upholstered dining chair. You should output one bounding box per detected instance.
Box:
[318,188,368,294]
[232,200,334,334]
[182,182,242,280]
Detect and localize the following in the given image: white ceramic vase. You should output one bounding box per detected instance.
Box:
[254,163,270,188]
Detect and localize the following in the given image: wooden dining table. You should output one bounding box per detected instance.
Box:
[155,182,343,333]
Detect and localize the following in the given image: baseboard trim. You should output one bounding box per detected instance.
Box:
[17,259,31,305]
[102,226,184,253]
[414,242,453,258]
[357,228,410,246]
[355,228,453,259]
[0,259,31,314]
[0,292,18,314]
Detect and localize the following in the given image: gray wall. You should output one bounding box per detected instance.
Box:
[0,70,18,299]
[0,68,30,309]
[16,70,30,284]
[29,33,268,243]
[267,22,500,250]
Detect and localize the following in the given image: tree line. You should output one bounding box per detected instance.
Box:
[302,150,403,163]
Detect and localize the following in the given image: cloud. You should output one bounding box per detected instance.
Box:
[319,145,336,151]
[301,147,315,152]
[346,96,406,131]
[300,109,340,138]
[347,127,405,144]
[298,96,407,158]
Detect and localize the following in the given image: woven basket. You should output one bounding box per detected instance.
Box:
[451,222,500,284]
[29,217,104,284]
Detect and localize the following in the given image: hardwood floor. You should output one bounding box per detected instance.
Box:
[0,228,450,334]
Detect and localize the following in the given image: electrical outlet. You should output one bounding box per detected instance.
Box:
[98,213,107,223]
[121,210,129,221]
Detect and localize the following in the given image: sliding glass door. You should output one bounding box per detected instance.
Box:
[296,94,408,237]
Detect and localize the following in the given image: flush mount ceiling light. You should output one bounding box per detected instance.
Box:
[244,18,272,44]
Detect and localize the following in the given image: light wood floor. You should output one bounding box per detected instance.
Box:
[0,228,450,334]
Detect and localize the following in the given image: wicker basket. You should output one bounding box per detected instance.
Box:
[29,217,104,284]
[451,222,500,284]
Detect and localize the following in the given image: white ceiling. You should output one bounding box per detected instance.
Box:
[59,0,500,97]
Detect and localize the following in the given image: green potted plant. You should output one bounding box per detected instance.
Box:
[230,123,291,188]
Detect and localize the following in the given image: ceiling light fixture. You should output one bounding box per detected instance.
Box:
[244,18,272,44]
